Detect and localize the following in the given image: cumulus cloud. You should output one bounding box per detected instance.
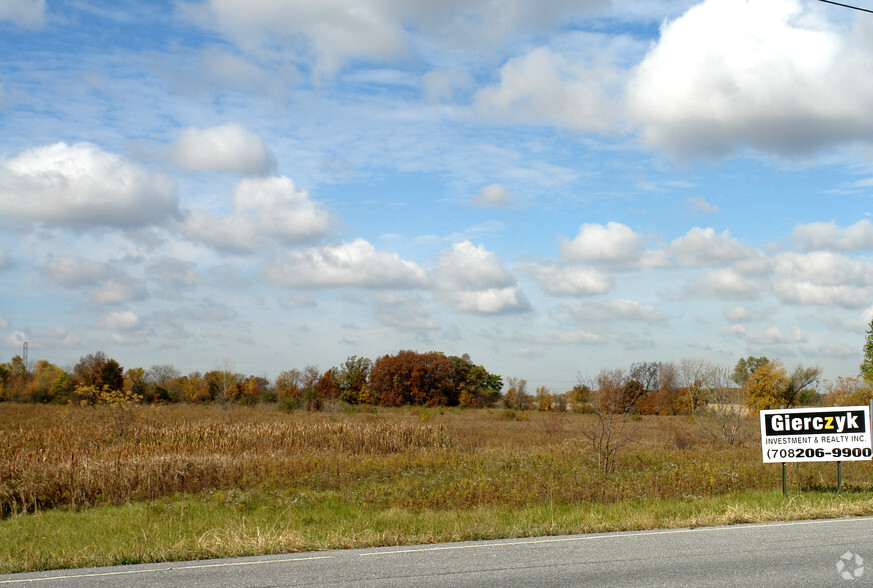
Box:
[692,268,760,299]
[628,0,873,157]
[0,142,177,228]
[669,227,759,266]
[172,123,276,175]
[772,251,873,308]
[723,306,756,323]
[37,256,148,304]
[474,46,622,133]
[471,184,513,208]
[0,0,46,30]
[181,175,333,252]
[792,219,873,251]
[435,240,529,314]
[525,263,613,296]
[561,222,664,268]
[98,310,140,330]
[38,256,113,287]
[263,238,429,289]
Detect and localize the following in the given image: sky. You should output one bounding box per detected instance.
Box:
[3,0,873,392]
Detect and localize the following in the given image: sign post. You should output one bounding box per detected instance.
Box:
[760,406,872,493]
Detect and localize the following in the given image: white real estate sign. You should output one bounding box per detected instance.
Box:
[759,406,872,463]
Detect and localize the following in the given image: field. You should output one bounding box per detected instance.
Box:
[2,403,873,574]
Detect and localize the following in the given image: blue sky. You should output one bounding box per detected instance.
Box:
[3,0,873,392]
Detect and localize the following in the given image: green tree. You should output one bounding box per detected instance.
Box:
[336,356,371,404]
[861,319,873,384]
[101,359,124,392]
[732,356,769,386]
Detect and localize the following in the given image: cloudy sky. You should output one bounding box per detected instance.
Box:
[3,0,873,391]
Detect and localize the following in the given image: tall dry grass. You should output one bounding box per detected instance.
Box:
[2,404,871,518]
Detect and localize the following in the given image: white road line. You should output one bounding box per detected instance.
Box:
[0,556,333,584]
[357,517,873,557]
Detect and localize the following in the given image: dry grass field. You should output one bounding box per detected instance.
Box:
[2,403,873,573]
[3,402,871,517]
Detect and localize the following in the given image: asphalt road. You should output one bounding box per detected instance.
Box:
[2,517,872,587]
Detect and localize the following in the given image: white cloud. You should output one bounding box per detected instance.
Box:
[374,293,439,331]
[561,222,664,268]
[525,263,613,296]
[435,240,529,314]
[775,251,872,286]
[471,184,513,208]
[89,278,148,305]
[723,306,755,323]
[181,175,333,252]
[525,328,606,345]
[4,327,81,351]
[670,227,759,266]
[38,257,111,287]
[0,143,177,228]
[628,0,873,157]
[474,46,621,133]
[687,196,719,215]
[564,299,666,322]
[98,310,140,330]
[172,123,276,175]
[693,268,760,299]
[772,251,873,308]
[263,239,429,289]
[187,0,607,78]
[0,0,46,30]
[792,219,873,251]
[436,240,515,290]
[37,257,148,304]
[722,324,807,345]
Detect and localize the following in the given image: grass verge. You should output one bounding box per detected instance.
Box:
[2,489,873,575]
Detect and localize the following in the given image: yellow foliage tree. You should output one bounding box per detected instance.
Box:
[744,360,788,414]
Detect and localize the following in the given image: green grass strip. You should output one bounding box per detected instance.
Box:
[3,489,873,574]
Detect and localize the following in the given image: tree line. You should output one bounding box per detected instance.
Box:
[3,319,873,413]
[0,350,503,410]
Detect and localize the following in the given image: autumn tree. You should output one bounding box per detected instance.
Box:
[73,351,110,388]
[744,360,820,414]
[580,370,640,473]
[451,354,502,408]
[205,360,240,407]
[369,350,457,407]
[535,386,553,411]
[0,356,31,401]
[29,360,69,403]
[502,376,529,410]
